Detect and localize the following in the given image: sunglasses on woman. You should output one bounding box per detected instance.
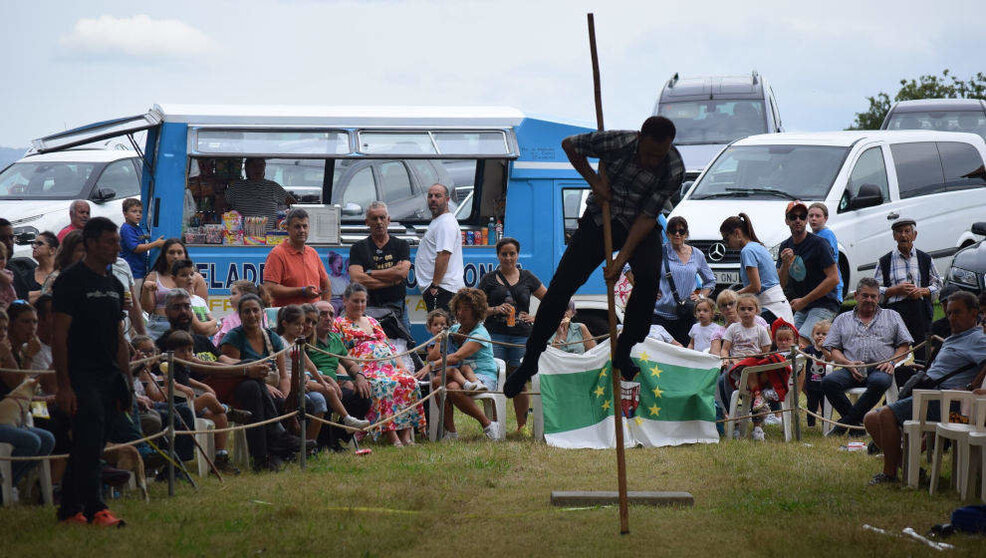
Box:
[668,228,688,235]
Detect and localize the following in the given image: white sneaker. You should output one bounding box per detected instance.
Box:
[752,426,766,441]
[442,430,458,441]
[343,415,370,429]
[472,380,489,393]
[764,413,782,426]
[732,427,741,440]
[484,422,501,441]
[463,380,478,391]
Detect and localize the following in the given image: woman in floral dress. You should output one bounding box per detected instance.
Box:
[334,282,425,446]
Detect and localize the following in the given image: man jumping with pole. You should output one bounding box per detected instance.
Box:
[502,115,684,394]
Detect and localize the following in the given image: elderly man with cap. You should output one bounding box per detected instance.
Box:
[776,200,840,346]
[874,217,942,362]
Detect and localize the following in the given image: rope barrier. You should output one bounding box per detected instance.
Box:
[363,386,442,432]
[171,345,292,372]
[305,332,442,363]
[446,388,541,396]
[458,332,611,349]
[0,430,168,462]
[130,354,164,369]
[0,367,54,375]
[305,413,364,433]
[174,410,301,436]
[793,340,928,370]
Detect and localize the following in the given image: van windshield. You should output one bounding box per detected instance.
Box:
[885,110,986,142]
[0,162,98,200]
[689,145,848,201]
[658,100,766,145]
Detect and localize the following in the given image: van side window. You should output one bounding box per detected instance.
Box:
[938,141,986,191]
[846,147,889,201]
[562,187,587,244]
[891,142,945,199]
[341,166,375,211]
[95,159,140,198]
[379,162,413,202]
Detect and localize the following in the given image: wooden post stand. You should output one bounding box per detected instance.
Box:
[588,12,630,535]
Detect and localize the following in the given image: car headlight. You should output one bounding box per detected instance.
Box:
[12,226,39,245]
[949,266,978,286]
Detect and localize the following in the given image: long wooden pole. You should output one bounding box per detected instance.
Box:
[587,12,630,535]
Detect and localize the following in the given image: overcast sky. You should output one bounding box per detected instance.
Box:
[1,0,982,147]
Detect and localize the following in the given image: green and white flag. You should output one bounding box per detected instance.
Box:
[538,338,720,449]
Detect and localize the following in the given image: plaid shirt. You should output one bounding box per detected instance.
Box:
[873,247,943,304]
[567,130,684,230]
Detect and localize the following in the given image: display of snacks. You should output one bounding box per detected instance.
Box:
[244,235,267,245]
[204,225,224,244]
[222,210,243,233]
[184,227,206,245]
[266,232,288,246]
[223,230,244,246]
[243,216,268,237]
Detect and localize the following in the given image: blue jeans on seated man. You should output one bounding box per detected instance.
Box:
[821,367,893,426]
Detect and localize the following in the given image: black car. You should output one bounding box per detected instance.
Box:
[943,222,986,295]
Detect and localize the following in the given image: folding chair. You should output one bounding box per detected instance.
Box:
[966,396,986,502]
[822,358,907,435]
[531,373,544,442]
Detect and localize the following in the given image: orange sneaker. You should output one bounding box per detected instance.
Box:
[60,512,88,525]
[91,509,126,527]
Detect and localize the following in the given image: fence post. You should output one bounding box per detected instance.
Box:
[789,346,800,442]
[166,350,176,497]
[437,331,449,441]
[295,338,307,470]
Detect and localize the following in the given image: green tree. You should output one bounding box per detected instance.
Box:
[848,69,986,130]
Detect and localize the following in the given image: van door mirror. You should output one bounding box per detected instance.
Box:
[92,187,117,203]
[672,180,694,205]
[971,222,986,236]
[342,202,363,216]
[848,183,883,210]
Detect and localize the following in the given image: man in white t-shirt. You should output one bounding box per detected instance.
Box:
[414,184,464,312]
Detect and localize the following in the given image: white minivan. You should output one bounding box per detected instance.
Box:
[0,148,141,257]
[671,130,986,296]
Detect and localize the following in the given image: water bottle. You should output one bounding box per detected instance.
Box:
[488,217,496,245]
[495,219,504,242]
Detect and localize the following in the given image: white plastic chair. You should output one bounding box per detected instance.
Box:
[1,413,54,507]
[822,360,905,435]
[725,359,797,441]
[428,358,507,441]
[902,390,944,489]
[966,396,986,502]
[930,391,986,497]
[173,391,218,477]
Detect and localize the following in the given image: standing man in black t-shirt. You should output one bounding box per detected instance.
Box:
[348,201,412,335]
[53,217,130,527]
[776,201,840,346]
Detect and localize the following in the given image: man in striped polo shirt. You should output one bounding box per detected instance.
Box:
[226,158,296,230]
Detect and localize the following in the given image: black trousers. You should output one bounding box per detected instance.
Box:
[231,378,283,462]
[58,378,126,520]
[318,383,371,447]
[888,299,931,363]
[423,286,455,313]
[524,216,662,366]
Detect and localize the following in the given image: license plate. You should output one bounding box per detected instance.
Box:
[714,271,740,285]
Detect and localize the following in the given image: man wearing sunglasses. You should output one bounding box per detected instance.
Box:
[777,201,840,346]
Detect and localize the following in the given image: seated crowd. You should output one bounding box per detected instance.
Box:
[2,193,986,520]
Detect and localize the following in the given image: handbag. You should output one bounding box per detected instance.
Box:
[663,249,695,320]
[897,360,979,400]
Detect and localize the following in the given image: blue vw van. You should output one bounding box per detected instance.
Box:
[31,104,630,339]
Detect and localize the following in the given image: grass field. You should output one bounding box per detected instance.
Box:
[3,416,984,557]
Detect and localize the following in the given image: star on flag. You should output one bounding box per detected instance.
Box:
[648,404,661,417]
[601,399,611,411]
[593,385,606,397]
[651,386,663,398]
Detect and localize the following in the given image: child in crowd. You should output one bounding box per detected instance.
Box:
[415,309,452,379]
[119,198,165,287]
[807,202,843,303]
[276,305,369,441]
[213,280,268,345]
[720,294,773,441]
[710,289,769,356]
[549,300,596,355]
[0,248,17,311]
[172,259,218,337]
[423,308,486,391]
[158,330,250,474]
[801,319,831,427]
[688,298,724,352]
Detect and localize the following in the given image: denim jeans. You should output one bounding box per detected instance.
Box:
[820,367,893,425]
[0,425,55,487]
